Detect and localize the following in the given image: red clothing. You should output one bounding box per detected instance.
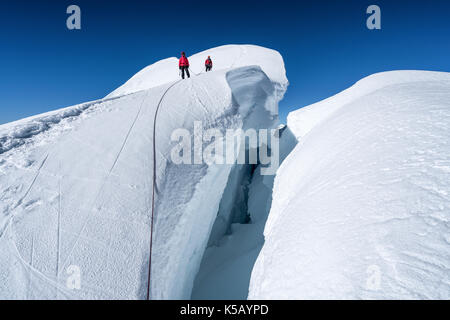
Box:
[179,56,189,67]
[205,58,212,66]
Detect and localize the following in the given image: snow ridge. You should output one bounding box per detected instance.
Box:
[107,45,288,99]
[0,45,287,300]
[288,70,450,140]
[250,70,450,300]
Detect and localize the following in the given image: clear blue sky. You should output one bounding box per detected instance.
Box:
[1,0,450,124]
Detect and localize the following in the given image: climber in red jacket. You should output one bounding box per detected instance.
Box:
[205,56,213,72]
[179,52,190,79]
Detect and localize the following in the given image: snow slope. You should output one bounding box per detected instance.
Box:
[107,45,287,100]
[249,71,450,299]
[0,45,287,299]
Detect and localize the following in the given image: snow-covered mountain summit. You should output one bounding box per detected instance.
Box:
[107,45,287,99]
[0,45,287,299]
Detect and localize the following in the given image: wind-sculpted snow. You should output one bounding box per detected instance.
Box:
[0,98,118,155]
[287,71,450,140]
[107,45,288,100]
[0,45,287,299]
[249,71,450,299]
[152,66,282,299]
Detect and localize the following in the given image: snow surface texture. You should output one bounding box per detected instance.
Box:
[107,45,287,101]
[0,45,288,299]
[249,71,450,299]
